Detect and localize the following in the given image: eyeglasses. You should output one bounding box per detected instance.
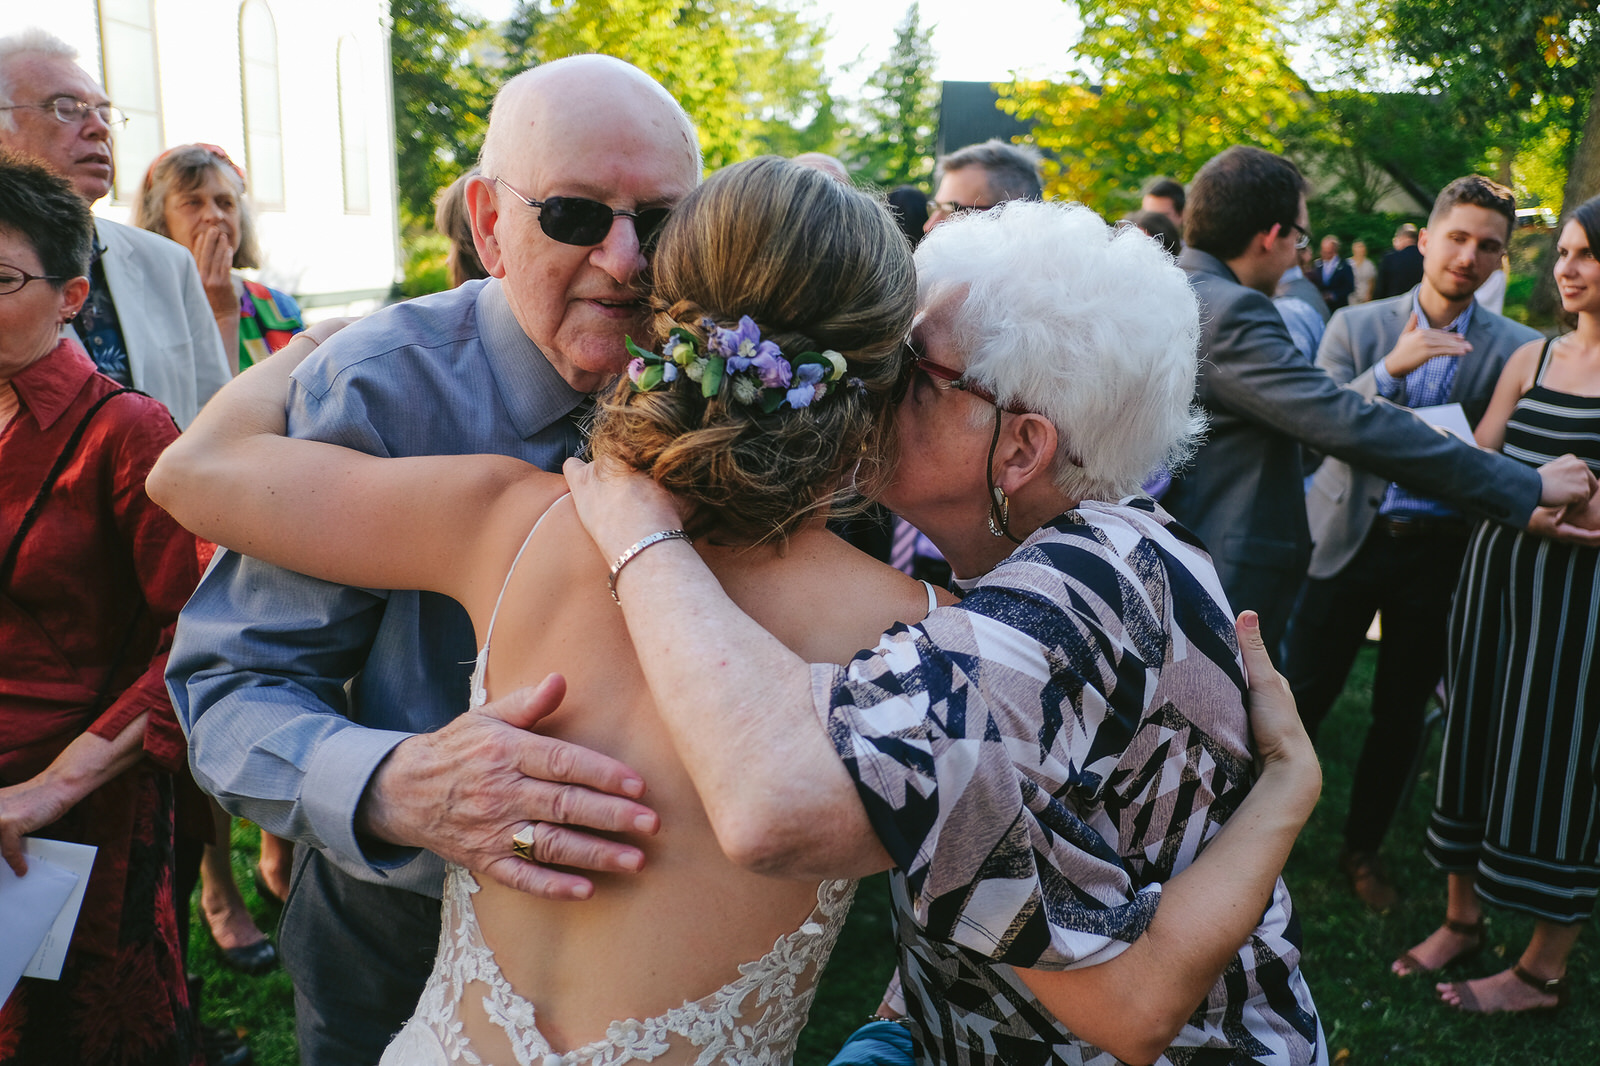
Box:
[493,176,671,249]
[0,267,71,296]
[895,341,1031,414]
[1285,220,1311,250]
[927,199,996,218]
[0,96,128,128]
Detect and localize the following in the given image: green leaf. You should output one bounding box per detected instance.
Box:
[702,356,726,398]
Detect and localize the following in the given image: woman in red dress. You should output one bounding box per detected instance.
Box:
[0,152,202,1066]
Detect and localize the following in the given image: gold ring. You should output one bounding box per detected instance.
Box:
[511,823,538,863]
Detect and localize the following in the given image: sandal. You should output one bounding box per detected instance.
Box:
[1392,917,1484,976]
[1442,963,1568,1014]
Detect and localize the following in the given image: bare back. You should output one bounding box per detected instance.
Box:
[455,491,932,1062]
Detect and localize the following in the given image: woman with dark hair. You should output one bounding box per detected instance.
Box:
[155,166,1323,1065]
[135,143,303,375]
[0,151,201,1065]
[1393,195,1600,1014]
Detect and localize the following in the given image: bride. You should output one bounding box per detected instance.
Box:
[151,158,1317,1065]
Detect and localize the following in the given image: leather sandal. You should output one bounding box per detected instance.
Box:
[1392,916,1484,976]
[1442,963,1568,1014]
[1339,848,1398,912]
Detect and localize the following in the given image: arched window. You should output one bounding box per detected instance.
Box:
[99,0,163,203]
[239,0,285,208]
[337,36,370,213]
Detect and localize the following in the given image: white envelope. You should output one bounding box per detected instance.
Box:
[1413,402,1475,444]
[0,837,98,1001]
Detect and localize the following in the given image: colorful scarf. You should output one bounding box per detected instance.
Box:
[238,278,304,370]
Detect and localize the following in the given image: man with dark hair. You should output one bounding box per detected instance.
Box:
[1142,177,1185,228]
[1313,234,1355,311]
[1377,222,1425,299]
[923,138,1042,232]
[1281,175,1537,911]
[1165,145,1597,652]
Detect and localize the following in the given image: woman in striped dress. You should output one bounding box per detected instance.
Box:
[1391,195,1600,1013]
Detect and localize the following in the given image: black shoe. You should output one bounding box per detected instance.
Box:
[216,937,278,975]
[201,1025,253,1066]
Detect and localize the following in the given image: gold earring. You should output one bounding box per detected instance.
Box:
[987,485,1009,538]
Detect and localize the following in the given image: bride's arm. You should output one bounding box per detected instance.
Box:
[148,327,560,610]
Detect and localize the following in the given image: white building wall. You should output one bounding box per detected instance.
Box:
[17,1,399,312]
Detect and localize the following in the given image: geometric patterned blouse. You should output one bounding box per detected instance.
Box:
[812,498,1323,1064]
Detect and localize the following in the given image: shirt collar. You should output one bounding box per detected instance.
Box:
[1410,286,1475,337]
[1281,265,1305,282]
[474,278,591,438]
[11,339,97,431]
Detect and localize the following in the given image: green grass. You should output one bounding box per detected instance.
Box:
[195,646,1598,1065]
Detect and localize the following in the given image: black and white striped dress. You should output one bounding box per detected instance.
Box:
[1428,337,1600,923]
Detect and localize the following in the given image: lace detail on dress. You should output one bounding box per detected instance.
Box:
[392,866,856,1066]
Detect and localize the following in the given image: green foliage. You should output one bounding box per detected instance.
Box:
[401,233,452,298]
[527,0,836,172]
[998,0,1307,215]
[390,0,499,229]
[841,4,940,189]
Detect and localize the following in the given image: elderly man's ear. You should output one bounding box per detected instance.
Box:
[465,173,506,278]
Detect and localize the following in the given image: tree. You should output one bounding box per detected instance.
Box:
[525,0,835,172]
[390,0,498,228]
[1389,2,1600,316]
[998,0,1307,215]
[842,4,940,188]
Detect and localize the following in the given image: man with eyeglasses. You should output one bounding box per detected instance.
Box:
[922,138,1043,233]
[167,56,698,1066]
[0,28,228,428]
[1165,145,1600,658]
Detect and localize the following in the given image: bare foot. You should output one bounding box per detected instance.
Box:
[1391,920,1481,976]
[1439,967,1563,1013]
[202,890,268,952]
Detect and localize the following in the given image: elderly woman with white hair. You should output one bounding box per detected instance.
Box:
[564,200,1324,1065]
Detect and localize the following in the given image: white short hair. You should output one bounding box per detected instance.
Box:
[914,200,1206,502]
[0,29,79,132]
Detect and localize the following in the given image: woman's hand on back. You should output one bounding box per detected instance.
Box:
[1235,611,1320,821]
[564,456,690,563]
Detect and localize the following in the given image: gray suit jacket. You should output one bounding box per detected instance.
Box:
[62,219,230,427]
[1275,273,1331,324]
[1164,249,1543,643]
[1305,291,1540,577]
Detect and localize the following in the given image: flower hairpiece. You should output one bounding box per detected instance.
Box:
[625,316,853,412]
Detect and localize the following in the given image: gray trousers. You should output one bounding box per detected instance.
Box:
[280,847,441,1066]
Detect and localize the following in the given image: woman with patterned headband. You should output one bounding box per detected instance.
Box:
[149,158,1319,1064]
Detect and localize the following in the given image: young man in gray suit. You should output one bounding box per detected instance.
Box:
[1163,146,1597,656]
[1281,176,1538,911]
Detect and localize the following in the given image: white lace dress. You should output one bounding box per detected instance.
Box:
[379,500,858,1065]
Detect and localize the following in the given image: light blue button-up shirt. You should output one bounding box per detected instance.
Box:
[167,278,590,898]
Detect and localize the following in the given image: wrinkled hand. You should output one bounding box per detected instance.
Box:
[0,777,78,877]
[357,674,659,900]
[1534,453,1598,510]
[1383,313,1471,377]
[563,456,689,564]
[1235,611,1321,816]
[192,225,236,319]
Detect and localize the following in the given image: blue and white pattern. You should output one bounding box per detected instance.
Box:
[813,498,1322,1065]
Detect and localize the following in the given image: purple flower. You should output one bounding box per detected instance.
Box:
[710,315,763,360]
[627,357,647,383]
[660,362,679,383]
[726,354,753,373]
[785,383,817,408]
[793,362,825,386]
[751,350,792,388]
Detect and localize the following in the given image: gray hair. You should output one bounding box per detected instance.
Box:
[914,200,1206,502]
[934,139,1043,203]
[133,144,262,270]
[0,29,80,133]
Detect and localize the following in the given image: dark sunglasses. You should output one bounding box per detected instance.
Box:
[894,341,1030,414]
[494,176,671,248]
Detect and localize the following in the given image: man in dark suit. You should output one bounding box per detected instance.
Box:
[1377,223,1426,299]
[1164,146,1597,654]
[1313,234,1356,311]
[1283,176,1539,911]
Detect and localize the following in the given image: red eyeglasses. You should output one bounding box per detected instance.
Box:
[896,342,1031,414]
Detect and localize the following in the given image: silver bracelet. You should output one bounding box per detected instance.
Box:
[608,529,691,604]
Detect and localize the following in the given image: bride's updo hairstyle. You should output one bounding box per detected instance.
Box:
[589,156,915,544]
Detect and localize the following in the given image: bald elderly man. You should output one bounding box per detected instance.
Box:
[167,57,700,1065]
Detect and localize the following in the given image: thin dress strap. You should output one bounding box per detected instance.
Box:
[470,493,569,707]
[1533,336,1558,386]
[920,579,938,618]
